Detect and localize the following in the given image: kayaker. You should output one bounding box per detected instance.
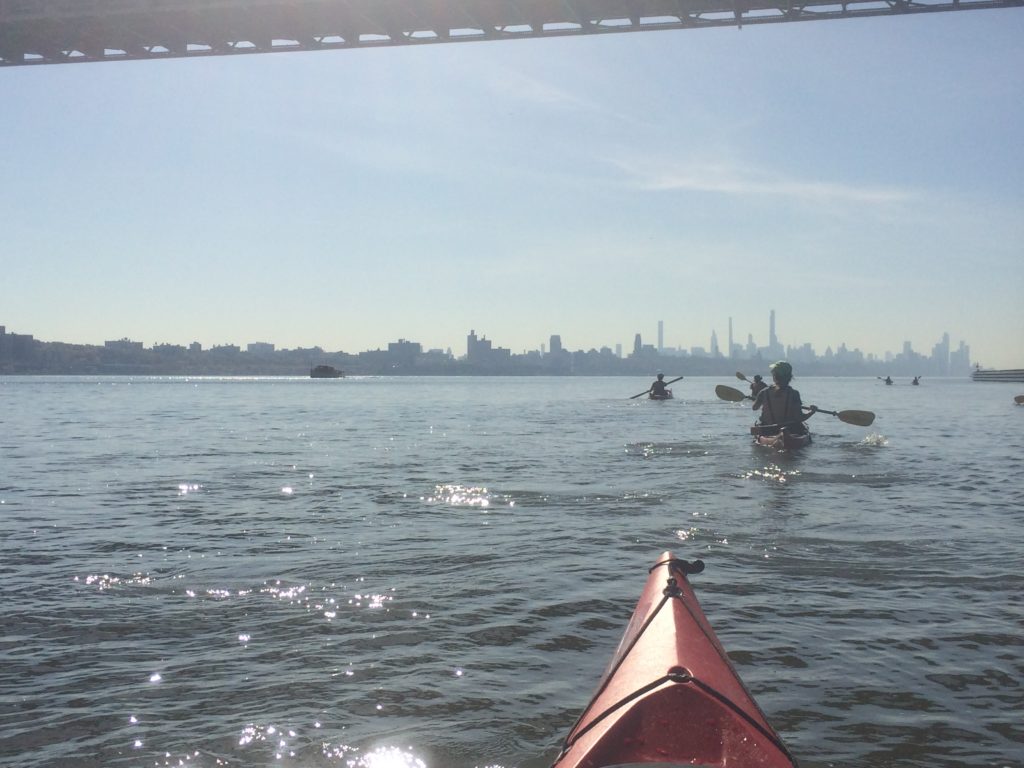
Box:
[749,374,768,397]
[650,373,669,398]
[752,361,817,435]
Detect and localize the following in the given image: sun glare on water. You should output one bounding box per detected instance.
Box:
[345,746,426,768]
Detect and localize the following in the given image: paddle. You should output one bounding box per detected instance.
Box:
[812,407,875,427]
[1015,394,1024,405]
[630,375,684,399]
[714,384,876,426]
[716,384,749,402]
[735,371,749,382]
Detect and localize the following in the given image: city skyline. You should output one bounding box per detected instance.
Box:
[0,313,978,372]
[3,11,1022,368]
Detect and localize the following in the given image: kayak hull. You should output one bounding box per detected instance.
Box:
[551,553,797,768]
[648,390,674,401]
[752,429,811,451]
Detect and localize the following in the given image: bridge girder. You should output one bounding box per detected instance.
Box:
[0,0,1021,66]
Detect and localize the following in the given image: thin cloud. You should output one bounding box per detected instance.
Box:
[476,62,599,112]
[616,158,914,205]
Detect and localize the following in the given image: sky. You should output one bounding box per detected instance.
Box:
[2,10,1023,367]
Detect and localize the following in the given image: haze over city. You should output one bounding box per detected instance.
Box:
[2,10,1022,368]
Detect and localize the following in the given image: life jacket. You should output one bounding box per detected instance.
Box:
[760,386,804,432]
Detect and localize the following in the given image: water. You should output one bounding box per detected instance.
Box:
[1,375,1021,768]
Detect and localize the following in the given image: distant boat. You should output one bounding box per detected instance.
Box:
[310,365,344,379]
[971,368,1024,383]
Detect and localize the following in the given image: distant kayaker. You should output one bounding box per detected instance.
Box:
[752,361,817,435]
[749,374,768,398]
[884,376,893,385]
[650,373,669,398]
[912,376,920,385]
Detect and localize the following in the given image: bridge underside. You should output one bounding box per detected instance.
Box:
[1,0,1021,67]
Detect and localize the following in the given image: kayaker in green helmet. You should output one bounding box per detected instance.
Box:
[751,361,817,436]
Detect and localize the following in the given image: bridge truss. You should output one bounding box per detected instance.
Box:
[1,0,1021,67]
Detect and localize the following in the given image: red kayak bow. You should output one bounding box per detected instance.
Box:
[551,553,798,768]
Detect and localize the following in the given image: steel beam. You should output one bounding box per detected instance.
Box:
[1,0,1021,66]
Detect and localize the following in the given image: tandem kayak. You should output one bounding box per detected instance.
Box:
[551,554,797,768]
[752,428,811,451]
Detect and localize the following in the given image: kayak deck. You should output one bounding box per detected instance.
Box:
[752,428,811,451]
[551,554,797,768]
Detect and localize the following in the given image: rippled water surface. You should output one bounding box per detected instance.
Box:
[1,375,1022,768]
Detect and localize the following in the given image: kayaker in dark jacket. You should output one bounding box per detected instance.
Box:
[752,361,817,435]
[650,373,669,397]
[749,374,768,397]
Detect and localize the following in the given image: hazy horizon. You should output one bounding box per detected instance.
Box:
[3,10,1022,367]
[4,316,980,367]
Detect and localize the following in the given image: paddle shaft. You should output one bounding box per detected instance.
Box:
[630,375,684,399]
[715,384,875,426]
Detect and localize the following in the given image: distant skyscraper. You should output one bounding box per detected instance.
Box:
[633,333,642,355]
[467,329,493,362]
[550,334,562,355]
[950,340,971,375]
[657,321,664,354]
[766,309,786,358]
[932,332,951,374]
[711,330,720,357]
[728,317,734,359]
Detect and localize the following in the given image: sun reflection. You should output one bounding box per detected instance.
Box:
[741,464,800,484]
[675,527,698,541]
[346,746,427,768]
[76,572,151,590]
[350,592,392,610]
[422,483,510,508]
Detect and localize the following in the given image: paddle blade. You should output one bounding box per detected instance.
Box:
[836,409,875,427]
[1015,395,1024,405]
[735,371,748,381]
[716,384,747,402]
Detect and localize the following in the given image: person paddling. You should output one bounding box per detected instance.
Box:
[749,374,768,398]
[650,373,669,398]
[752,361,817,436]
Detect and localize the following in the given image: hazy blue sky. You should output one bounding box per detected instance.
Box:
[3,10,1022,366]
